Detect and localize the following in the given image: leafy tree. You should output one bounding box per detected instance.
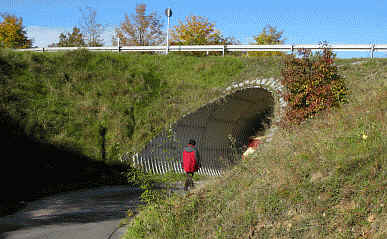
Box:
[0,13,32,49]
[171,16,224,45]
[80,7,104,47]
[49,27,86,47]
[113,4,164,46]
[251,25,286,56]
[254,25,285,45]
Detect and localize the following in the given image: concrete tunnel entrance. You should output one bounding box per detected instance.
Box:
[132,87,276,176]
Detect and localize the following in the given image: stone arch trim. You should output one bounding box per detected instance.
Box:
[225,77,286,116]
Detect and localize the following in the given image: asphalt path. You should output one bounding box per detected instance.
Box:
[0,186,143,239]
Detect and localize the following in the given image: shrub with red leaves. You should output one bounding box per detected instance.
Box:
[280,46,348,127]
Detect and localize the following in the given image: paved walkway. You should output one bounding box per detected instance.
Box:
[0,186,143,239]
[0,179,209,239]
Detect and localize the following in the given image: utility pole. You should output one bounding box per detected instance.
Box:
[165,8,172,55]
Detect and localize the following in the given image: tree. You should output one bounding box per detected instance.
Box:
[0,13,32,49]
[49,27,86,47]
[222,36,240,45]
[251,25,286,56]
[113,4,164,46]
[80,7,104,46]
[171,16,224,45]
[254,25,285,45]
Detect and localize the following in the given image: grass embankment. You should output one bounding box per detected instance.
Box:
[124,59,387,238]
[0,49,281,216]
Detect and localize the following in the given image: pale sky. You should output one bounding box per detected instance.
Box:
[2,0,387,58]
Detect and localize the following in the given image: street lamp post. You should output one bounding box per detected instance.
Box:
[165,8,172,55]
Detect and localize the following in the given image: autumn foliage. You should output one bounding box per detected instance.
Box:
[171,16,223,45]
[251,25,285,56]
[0,14,32,49]
[280,47,348,126]
[49,27,86,47]
[113,4,164,46]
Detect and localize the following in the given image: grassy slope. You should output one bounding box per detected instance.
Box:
[1,50,272,161]
[0,49,282,215]
[124,59,387,239]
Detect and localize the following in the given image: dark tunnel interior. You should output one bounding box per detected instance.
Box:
[133,87,275,175]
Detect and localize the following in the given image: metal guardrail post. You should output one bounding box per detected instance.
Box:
[371,44,375,59]
[222,45,225,56]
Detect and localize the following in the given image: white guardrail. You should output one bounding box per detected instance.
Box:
[16,44,387,58]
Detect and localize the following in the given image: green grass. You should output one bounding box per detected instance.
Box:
[1,49,278,161]
[0,49,282,215]
[2,48,385,238]
[123,58,387,239]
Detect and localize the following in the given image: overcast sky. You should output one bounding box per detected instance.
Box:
[2,0,386,57]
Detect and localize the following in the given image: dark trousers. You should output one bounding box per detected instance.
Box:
[184,172,194,191]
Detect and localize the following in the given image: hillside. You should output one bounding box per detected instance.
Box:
[0,49,280,215]
[124,59,387,238]
[1,49,385,238]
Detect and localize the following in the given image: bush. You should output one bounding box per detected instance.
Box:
[280,47,348,126]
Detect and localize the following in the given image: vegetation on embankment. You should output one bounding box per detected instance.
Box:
[124,59,387,238]
[0,49,281,216]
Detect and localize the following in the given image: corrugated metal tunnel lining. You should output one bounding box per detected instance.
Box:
[133,87,275,176]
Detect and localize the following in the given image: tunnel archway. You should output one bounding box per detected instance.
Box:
[130,78,284,176]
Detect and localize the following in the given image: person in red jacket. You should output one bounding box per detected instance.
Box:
[182,139,201,191]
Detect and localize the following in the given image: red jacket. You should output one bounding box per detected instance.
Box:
[182,144,201,173]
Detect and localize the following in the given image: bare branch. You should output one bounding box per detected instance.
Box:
[80,6,105,47]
